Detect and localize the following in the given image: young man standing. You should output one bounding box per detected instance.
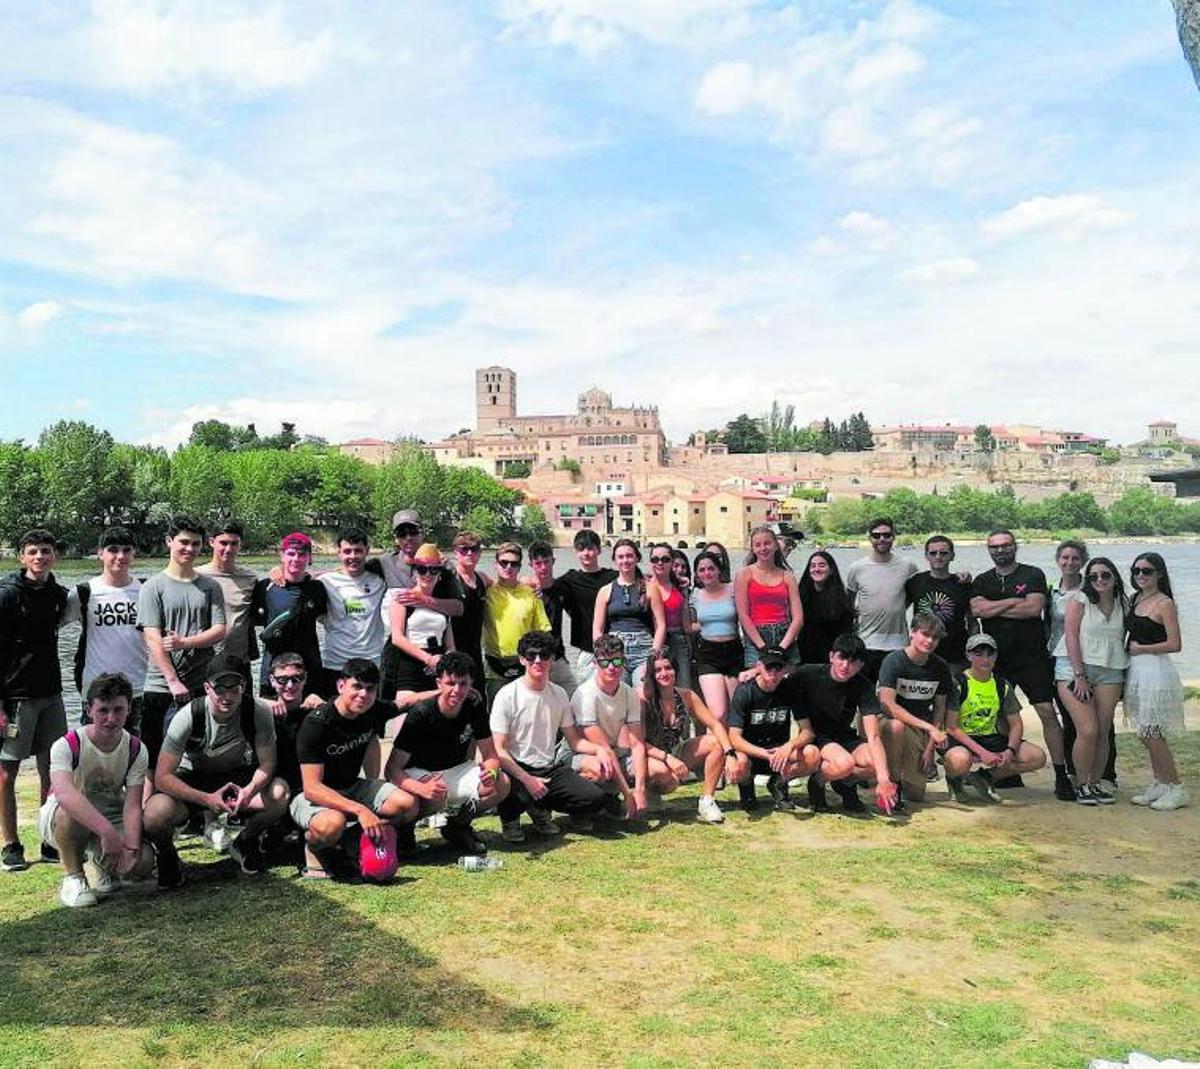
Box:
[317,528,389,698]
[490,631,608,842]
[385,651,510,857]
[969,529,1072,801]
[143,655,288,882]
[291,659,416,880]
[845,518,919,682]
[569,633,648,820]
[64,528,148,728]
[40,673,155,907]
[905,535,972,674]
[137,516,227,773]
[0,529,71,872]
[251,532,328,696]
[727,647,821,812]
[876,613,954,807]
[482,543,551,704]
[538,530,617,681]
[792,633,897,815]
[197,521,259,665]
[943,632,1047,803]
[528,540,579,696]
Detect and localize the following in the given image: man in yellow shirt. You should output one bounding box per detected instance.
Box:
[482,543,549,705]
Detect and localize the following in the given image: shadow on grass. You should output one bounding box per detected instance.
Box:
[0,862,529,1032]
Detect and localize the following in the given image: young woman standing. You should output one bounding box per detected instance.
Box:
[735,526,803,668]
[647,542,694,691]
[592,539,666,687]
[797,550,855,665]
[688,551,742,724]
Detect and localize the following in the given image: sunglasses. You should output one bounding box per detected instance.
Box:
[496,559,521,569]
[395,525,421,536]
[869,532,894,540]
[988,543,1016,552]
[926,549,952,557]
[649,556,672,564]
[524,650,554,662]
[272,674,306,687]
[596,656,627,669]
[456,545,481,554]
[413,563,442,576]
[1131,566,1156,577]
[1088,571,1113,582]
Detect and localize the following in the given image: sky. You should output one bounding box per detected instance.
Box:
[1,0,1198,450]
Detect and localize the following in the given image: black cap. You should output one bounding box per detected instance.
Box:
[759,646,789,668]
[206,654,247,685]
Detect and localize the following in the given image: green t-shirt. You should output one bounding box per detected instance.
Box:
[955,674,1018,736]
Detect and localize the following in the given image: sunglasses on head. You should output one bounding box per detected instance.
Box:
[413,563,441,576]
[596,656,626,669]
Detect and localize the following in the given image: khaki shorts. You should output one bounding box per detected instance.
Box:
[39,796,125,850]
[289,777,397,829]
[1,695,67,763]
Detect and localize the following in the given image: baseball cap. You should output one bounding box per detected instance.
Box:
[965,632,999,654]
[206,654,248,685]
[359,824,399,882]
[759,646,789,668]
[391,510,421,531]
[280,531,313,553]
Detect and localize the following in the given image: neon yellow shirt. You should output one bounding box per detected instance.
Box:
[483,583,550,662]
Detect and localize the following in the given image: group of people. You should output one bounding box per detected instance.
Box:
[0,511,1189,910]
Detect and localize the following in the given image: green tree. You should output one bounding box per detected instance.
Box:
[107,443,172,545]
[0,441,46,546]
[460,505,503,545]
[517,504,553,544]
[974,424,996,452]
[188,419,261,451]
[1107,487,1183,536]
[36,421,123,547]
[300,451,374,531]
[169,445,234,524]
[724,414,767,454]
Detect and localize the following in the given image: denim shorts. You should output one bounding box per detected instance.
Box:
[1054,657,1125,686]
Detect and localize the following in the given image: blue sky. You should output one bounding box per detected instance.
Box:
[1,0,1197,448]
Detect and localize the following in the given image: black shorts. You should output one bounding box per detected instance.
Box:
[693,638,744,678]
[815,733,864,753]
[996,654,1054,705]
[748,755,773,777]
[968,733,1008,754]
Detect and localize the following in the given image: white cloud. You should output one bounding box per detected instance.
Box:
[837,210,895,250]
[16,300,65,328]
[898,257,979,284]
[694,60,757,115]
[845,42,925,93]
[981,194,1130,241]
[142,398,387,450]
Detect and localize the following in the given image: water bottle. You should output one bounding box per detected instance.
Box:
[458,855,503,872]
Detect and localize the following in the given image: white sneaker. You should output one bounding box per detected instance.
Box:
[1150,784,1189,811]
[697,795,725,824]
[89,864,118,896]
[1098,779,1117,796]
[1131,782,1165,806]
[204,819,233,854]
[60,873,98,908]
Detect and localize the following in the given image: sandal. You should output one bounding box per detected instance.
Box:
[300,865,331,880]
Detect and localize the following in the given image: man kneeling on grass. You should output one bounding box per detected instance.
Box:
[943,632,1047,803]
[291,659,417,879]
[490,630,609,842]
[143,655,289,885]
[792,633,897,815]
[385,651,510,858]
[41,673,154,907]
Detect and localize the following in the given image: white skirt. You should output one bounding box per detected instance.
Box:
[1123,653,1186,738]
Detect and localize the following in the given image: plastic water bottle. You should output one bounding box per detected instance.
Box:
[458,855,503,872]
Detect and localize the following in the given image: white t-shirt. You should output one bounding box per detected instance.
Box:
[49,729,148,824]
[570,677,640,746]
[63,577,149,695]
[319,570,389,669]
[489,678,573,767]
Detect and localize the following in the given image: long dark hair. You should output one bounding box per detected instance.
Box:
[649,542,683,591]
[1131,552,1174,602]
[699,541,731,583]
[641,650,681,740]
[798,551,853,624]
[1082,555,1129,615]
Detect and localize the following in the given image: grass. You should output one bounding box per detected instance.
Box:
[1,736,1199,1067]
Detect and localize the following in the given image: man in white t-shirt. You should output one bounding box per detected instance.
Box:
[62,527,148,727]
[569,633,647,819]
[40,673,155,908]
[489,631,609,843]
[844,516,919,682]
[318,527,389,695]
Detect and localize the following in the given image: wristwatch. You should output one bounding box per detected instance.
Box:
[725,748,737,758]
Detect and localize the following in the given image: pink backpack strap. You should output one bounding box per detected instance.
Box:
[126,735,142,775]
[65,729,82,770]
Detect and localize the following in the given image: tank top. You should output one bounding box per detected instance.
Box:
[747,573,790,627]
[661,585,685,633]
[646,689,690,753]
[451,573,486,657]
[957,674,1003,736]
[1127,611,1167,646]
[690,589,739,640]
[606,581,653,634]
[1053,592,1128,668]
[404,604,449,652]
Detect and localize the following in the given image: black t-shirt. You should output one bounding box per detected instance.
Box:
[295,700,395,791]
[393,693,491,772]
[877,649,953,723]
[0,571,68,699]
[969,564,1048,661]
[728,678,802,749]
[451,573,487,659]
[545,568,617,653]
[251,577,329,684]
[791,663,879,740]
[905,572,971,664]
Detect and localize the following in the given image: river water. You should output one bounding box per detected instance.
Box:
[38,539,1200,713]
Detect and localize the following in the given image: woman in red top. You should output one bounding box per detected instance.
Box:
[647,542,693,690]
[735,526,802,668]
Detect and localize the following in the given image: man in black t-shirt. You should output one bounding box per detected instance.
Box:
[969,529,1071,799]
[877,613,953,807]
[905,535,971,670]
[251,532,329,697]
[539,530,617,680]
[291,659,416,879]
[727,647,820,812]
[791,633,896,814]
[385,652,510,857]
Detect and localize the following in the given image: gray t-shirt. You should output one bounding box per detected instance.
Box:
[137,573,227,693]
[845,555,919,652]
[162,697,276,776]
[196,563,258,660]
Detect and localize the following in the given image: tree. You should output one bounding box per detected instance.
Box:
[0,441,46,546]
[37,421,123,547]
[724,414,767,454]
[169,445,234,524]
[188,419,261,451]
[106,443,172,545]
[848,412,874,451]
[517,504,553,545]
[1108,487,1183,536]
[974,424,996,453]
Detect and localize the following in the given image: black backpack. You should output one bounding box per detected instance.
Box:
[175,692,258,751]
[72,579,142,691]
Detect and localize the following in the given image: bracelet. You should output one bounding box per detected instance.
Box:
[1007,746,1017,755]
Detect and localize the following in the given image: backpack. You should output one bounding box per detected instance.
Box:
[72,579,143,691]
[180,692,258,750]
[64,728,142,775]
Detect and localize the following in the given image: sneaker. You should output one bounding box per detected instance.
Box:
[965,770,1001,804]
[1150,784,1190,811]
[1054,776,1077,802]
[1090,782,1116,806]
[1099,778,1118,794]
[155,840,185,890]
[890,782,907,814]
[602,793,626,821]
[806,775,830,813]
[500,819,526,843]
[59,873,98,908]
[831,780,866,813]
[947,775,971,804]
[440,821,486,856]
[1075,784,1099,806]
[228,832,267,875]
[571,815,594,833]
[696,795,725,824]
[2,842,28,872]
[1131,782,1166,806]
[925,763,940,783]
[767,774,797,812]
[529,808,561,836]
[203,819,233,854]
[396,822,419,858]
[39,841,60,863]
[737,782,759,812]
[89,863,118,896]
